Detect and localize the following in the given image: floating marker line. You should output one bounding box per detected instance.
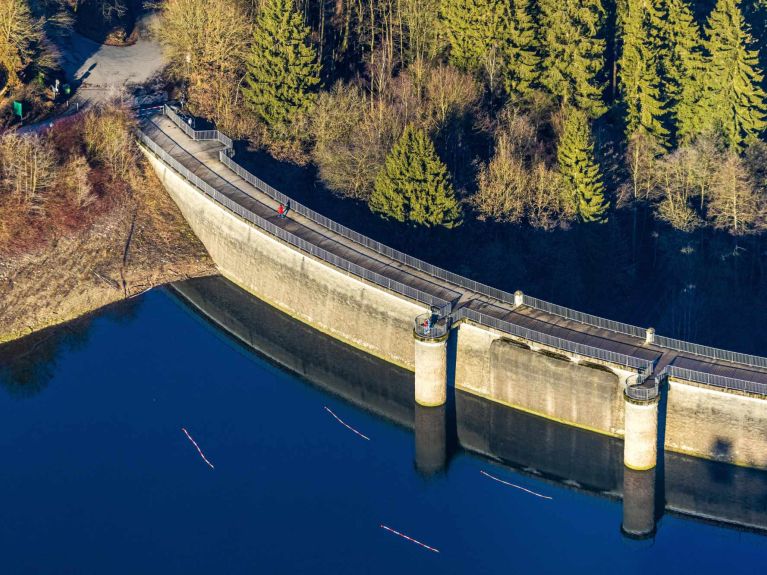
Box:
[380,525,440,553]
[480,470,552,499]
[324,406,370,441]
[182,427,215,469]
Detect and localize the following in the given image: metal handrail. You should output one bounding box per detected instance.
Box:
[164,105,233,148]
[662,366,767,396]
[217,150,516,311]
[454,307,655,374]
[136,131,447,310]
[625,380,660,400]
[521,294,648,339]
[147,107,767,375]
[654,336,767,369]
[414,313,449,339]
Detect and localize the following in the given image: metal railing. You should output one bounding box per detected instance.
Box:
[147,106,767,377]
[662,366,767,396]
[164,105,233,148]
[217,149,518,308]
[625,379,660,400]
[654,336,767,369]
[414,313,449,339]
[136,130,447,310]
[139,124,661,380]
[454,307,655,375]
[521,294,648,339]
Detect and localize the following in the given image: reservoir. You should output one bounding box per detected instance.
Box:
[1,276,766,573]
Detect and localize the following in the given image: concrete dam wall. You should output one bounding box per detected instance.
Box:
[141,121,767,472]
[170,275,767,536]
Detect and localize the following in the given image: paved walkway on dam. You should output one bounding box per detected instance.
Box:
[141,114,767,391]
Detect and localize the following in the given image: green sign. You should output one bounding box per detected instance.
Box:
[12,101,22,117]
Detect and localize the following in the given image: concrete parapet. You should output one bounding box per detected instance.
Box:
[621,467,657,539]
[414,332,448,406]
[414,404,447,475]
[623,391,660,470]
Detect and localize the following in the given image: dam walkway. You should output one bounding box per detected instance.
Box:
[137,106,767,399]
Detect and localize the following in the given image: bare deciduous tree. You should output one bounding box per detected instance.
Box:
[424,64,480,129]
[0,132,58,216]
[155,0,252,133]
[473,107,572,229]
[0,0,44,91]
[64,154,95,208]
[83,104,138,179]
[707,152,766,236]
[311,82,397,199]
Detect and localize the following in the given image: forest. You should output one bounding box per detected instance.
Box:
[152,0,767,236]
[2,0,767,350]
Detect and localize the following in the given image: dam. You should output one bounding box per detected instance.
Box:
[137,105,767,472]
[170,275,767,538]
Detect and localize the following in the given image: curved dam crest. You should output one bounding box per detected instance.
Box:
[139,107,767,471]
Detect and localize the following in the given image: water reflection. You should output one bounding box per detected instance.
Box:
[0,300,142,399]
[153,276,767,536]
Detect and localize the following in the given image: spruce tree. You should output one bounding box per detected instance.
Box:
[698,0,767,149]
[557,108,608,222]
[658,0,707,144]
[539,0,607,118]
[618,0,669,146]
[440,0,507,78]
[502,0,541,100]
[241,0,321,136]
[370,126,461,228]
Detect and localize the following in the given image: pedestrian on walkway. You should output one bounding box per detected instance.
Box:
[278,203,286,218]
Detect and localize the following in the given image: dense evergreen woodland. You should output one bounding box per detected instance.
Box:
[154,0,767,236]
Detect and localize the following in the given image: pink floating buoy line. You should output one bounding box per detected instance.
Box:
[380,524,440,553]
[182,427,215,469]
[480,470,552,500]
[324,406,370,441]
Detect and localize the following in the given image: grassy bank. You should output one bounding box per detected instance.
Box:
[0,106,216,344]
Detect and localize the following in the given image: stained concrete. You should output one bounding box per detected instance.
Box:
[145,143,767,470]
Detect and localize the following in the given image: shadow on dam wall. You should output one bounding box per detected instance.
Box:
[168,275,767,537]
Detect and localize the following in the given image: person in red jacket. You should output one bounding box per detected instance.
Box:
[277,203,286,218]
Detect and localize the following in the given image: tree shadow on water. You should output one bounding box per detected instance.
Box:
[0,298,142,399]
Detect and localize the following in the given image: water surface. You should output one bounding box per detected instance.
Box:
[1,279,766,574]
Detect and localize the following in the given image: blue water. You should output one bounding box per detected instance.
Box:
[1,286,766,574]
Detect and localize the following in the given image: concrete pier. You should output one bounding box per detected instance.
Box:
[414,404,448,475]
[621,467,657,539]
[623,391,660,470]
[414,329,448,407]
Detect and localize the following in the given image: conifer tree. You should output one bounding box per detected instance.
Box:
[502,0,541,100]
[439,0,507,83]
[370,126,461,228]
[658,0,707,144]
[618,0,669,146]
[539,0,607,117]
[698,0,767,149]
[557,108,608,222]
[241,0,321,136]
